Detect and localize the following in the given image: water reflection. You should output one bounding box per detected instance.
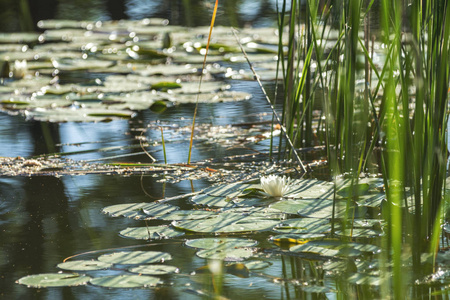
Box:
[0,0,288,33]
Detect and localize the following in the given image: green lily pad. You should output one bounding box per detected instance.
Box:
[290,240,380,258]
[270,198,365,219]
[190,194,231,208]
[97,251,172,265]
[284,179,335,199]
[149,100,168,113]
[128,265,179,275]
[16,273,91,288]
[0,33,40,44]
[196,247,255,261]
[52,58,115,71]
[203,183,255,197]
[57,260,113,271]
[243,260,272,270]
[158,210,218,221]
[119,225,185,240]
[150,81,182,91]
[102,202,178,220]
[89,275,160,288]
[185,238,258,249]
[173,212,282,233]
[37,19,93,29]
[272,218,331,234]
[290,243,340,257]
[24,107,136,122]
[174,91,252,104]
[335,228,384,238]
[354,194,385,207]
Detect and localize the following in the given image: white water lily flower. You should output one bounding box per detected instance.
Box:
[260,175,291,197]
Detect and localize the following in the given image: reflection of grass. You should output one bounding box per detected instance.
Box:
[277,0,449,298]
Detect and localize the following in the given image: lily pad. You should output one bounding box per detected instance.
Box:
[243,260,272,270]
[89,275,160,288]
[174,91,252,104]
[272,218,331,234]
[173,212,282,233]
[16,273,91,288]
[97,251,172,265]
[119,225,185,240]
[196,247,255,261]
[128,265,179,275]
[57,260,113,271]
[270,198,365,219]
[185,238,258,249]
[102,202,178,220]
[335,228,384,238]
[158,210,218,221]
[52,58,115,71]
[24,107,136,122]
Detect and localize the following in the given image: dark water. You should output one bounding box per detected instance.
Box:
[0,0,281,32]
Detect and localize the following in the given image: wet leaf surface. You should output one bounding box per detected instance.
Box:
[16,273,91,288]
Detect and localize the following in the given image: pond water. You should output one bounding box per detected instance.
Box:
[0,1,333,299]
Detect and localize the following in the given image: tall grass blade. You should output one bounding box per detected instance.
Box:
[187,0,219,164]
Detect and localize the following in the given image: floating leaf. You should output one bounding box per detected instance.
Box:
[97,251,172,265]
[128,265,179,275]
[354,194,385,207]
[0,33,40,44]
[150,81,182,91]
[185,238,257,250]
[16,273,90,288]
[159,210,218,221]
[284,179,335,199]
[24,107,136,122]
[119,225,184,240]
[243,260,272,270]
[272,218,331,234]
[335,228,383,238]
[102,202,178,220]
[196,247,254,261]
[52,58,115,71]
[173,212,282,233]
[174,91,251,104]
[190,194,231,208]
[270,198,365,219]
[290,243,340,257]
[57,260,112,271]
[203,183,255,197]
[149,100,168,113]
[89,275,160,288]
